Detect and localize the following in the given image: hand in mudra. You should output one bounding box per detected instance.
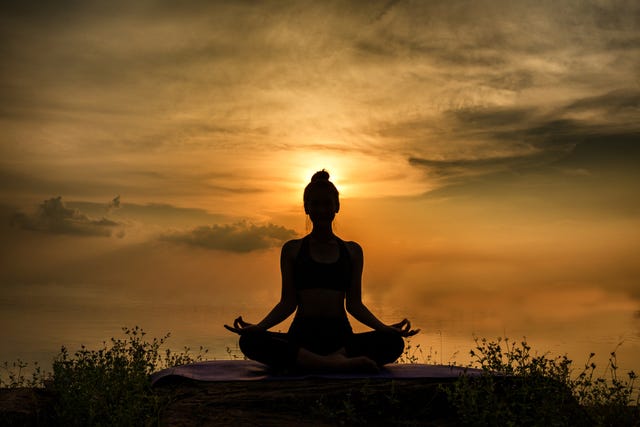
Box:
[224,316,264,335]
[385,319,420,337]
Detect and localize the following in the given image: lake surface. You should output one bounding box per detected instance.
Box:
[2,283,639,378]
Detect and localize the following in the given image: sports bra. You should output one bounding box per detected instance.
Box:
[293,236,352,291]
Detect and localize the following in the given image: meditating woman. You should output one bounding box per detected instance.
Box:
[225,170,418,372]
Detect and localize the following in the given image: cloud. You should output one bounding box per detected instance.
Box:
[392,84,640,186]
[561,89,640,126]
[162,221,297,252]
[65,199,235,232]
[11,196,124,237]
[408,151,556,180]
[0,0,638,203]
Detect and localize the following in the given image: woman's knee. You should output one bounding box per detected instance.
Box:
[238,332,296,368]
[238,332,264,359]
[384,332,405,359]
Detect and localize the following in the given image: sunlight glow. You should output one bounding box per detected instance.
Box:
[286,149,352,197]
[282,148,431,201]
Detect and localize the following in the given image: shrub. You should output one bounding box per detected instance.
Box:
[0,360,48,388]
[33,326,205,426]
[447,336,639,427]
[571,350,639,426]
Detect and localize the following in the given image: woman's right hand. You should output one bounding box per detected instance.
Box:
[224,316,264,335]
[385,318,420,337]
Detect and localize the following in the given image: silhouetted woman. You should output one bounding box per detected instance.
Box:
[225,170,418,372]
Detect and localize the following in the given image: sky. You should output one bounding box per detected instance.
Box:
[1,0,639,369]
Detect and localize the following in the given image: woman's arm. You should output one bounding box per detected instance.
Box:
[225,240,299,334]
[345,242,419,336]
[345,242,388,330]
[254,244,297,330]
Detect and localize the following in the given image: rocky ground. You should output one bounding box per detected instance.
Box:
[157,378,458,426]
[1,378,458,426]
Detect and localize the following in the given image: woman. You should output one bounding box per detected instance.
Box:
[225,170,418,372]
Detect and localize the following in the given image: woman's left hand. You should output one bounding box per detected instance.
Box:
[385,319,420,337]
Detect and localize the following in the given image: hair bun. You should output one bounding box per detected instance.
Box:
[311,169,330,182]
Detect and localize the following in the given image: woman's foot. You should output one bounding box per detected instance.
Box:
[296,348,379,373]
[341,355,380,373]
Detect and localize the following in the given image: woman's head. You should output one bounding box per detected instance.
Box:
[303,170,340,222]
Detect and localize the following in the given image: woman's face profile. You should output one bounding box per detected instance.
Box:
[305,188,338,225]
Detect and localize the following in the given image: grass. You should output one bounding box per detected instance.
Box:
[1,328,639,426]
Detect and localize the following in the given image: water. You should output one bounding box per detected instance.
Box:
[2,284,638,379]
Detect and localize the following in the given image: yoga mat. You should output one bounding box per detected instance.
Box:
[150,360,482,386]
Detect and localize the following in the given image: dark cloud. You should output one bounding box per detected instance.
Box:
[67,200,231,228]
[162,221,297,253]
[411,129,640,186]
[409,150,557,179]
[563,89,640,116]
[11,196,123,237]
[455,89,640,144]
[410,121,640,222]
[395,86,640,183]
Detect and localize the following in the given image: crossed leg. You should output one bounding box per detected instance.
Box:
[239,329,405,372]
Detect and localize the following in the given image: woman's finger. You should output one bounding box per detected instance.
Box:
[392,319,408,329]
[224,324,240,334]
[234,316,251,329]
[233,318,242,329]
[396,319,411,332]
[237,317,253,328]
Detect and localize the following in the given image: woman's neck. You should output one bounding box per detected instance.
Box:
[309,225,334,242]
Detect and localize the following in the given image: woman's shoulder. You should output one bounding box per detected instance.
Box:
[281,238,304,257]
[340,239,363,260]
[340,239,362,250]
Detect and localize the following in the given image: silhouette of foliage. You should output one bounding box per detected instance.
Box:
[2,326,208,426]
[447,336,639,426]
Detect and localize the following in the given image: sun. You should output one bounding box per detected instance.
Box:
[273,144,430,209]
[292,153,352,198]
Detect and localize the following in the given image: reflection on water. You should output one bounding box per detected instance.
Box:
[2,285,639,377]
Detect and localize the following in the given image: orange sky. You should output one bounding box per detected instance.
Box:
[1,1,639,371]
